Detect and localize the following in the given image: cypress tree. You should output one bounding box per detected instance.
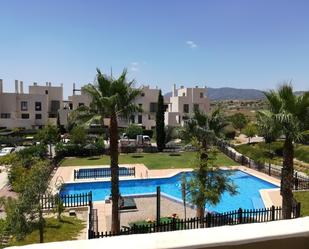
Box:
[156,90,166,151]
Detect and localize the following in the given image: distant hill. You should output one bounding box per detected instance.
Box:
[165,87,265,100]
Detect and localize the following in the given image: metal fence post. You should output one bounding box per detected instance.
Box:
[156,186,160,225]
[271,205,275,221]
[238,208,243,224]
[294,172,299,190]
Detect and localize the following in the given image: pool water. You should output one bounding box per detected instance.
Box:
[60,170,278,213]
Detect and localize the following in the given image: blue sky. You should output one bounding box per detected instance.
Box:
[0,0,308,97]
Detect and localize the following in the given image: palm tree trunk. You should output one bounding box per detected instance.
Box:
[110,113,120,232]
[39,209,44,243]
[196,206,204,218]
[281,138,294,219]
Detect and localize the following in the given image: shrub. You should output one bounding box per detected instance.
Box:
[120,144,137,153]
[143,146,158,153]
[223,125,236,140]
[69,126,87,145]
[55,142,104,158]
[125,125,143,139]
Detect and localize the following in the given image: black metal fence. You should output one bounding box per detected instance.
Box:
[89,204,301,239]
[294,172,309,190]
[214,138,309,191]
[74,167,136,180]
[40,192,92,210]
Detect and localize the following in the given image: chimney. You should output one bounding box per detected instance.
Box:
[15,80,19,94]
[33,82,37,86]
[73,83,76,95]
[173,84,177,97]
[20,81,24,94]
[46,82,48,86]
[0,79,3,93]
[49,82,51,87]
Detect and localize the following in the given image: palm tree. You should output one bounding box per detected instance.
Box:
[181,109,237,218]
[263,83,309,219]
[84,68,141,232]
[181,108,227,152]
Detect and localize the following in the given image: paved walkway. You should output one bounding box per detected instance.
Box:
[95,195,196,231]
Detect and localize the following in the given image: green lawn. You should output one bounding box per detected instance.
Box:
[60,151,237,169]
[294,191,309,217]
[9,216,85,247]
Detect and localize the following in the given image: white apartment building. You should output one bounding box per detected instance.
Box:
[165,84,210,126]
[0,79,63,129]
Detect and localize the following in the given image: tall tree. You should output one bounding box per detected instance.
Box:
[181,109,235,218]
[229,113,248,133]
[243,123,257,144]
[156,90,166,151]
[181,108,227,152]
[35,124,60,158]
[84,68,141,232]
[187,140,237,219]
[262,83,309,219]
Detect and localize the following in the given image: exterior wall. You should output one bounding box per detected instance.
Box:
[29,83,63,117]
[129,86,160,130]
[0,80,62,129]
[68,88,92,110]
[14,217,309,249]
[166,85,210,126]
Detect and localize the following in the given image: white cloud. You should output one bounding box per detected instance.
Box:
[186,40,197,49]
[130,62,139,71]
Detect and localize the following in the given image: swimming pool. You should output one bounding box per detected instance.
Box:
[60,170,278,213]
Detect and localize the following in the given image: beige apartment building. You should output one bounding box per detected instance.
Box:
[165,84,210,126]
[0,79,210,130]
[0,79,63,129]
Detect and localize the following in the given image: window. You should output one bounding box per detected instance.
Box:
[51,100,60,113]
[0,113,10,119]
[35,102,42,111]
[183,104,189,113]
[78,103,84,107]
[21,101,28,111]
[182,93,185,96]
[200,92,204,98]
[194,104,199,111]
[141,92,145,97]
[138,104,142,110]
[130,115,135,123]
[138,115,142,124]
[69,103,73,110]
[45,90,48,94]
[21,113,29,119]
[35,114,42,120]
[149,103,158,113]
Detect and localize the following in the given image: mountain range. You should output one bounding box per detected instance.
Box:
[165,87,265,100]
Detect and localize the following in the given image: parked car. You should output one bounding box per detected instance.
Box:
[0,147,15,157]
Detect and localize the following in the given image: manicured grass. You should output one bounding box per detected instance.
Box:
[294,191,309,217]
[60,151,237,169]
[9,216,85,246]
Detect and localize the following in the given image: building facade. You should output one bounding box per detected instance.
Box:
[0,79,63,129]
[0,79,210,130]
[165,84,210,126]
